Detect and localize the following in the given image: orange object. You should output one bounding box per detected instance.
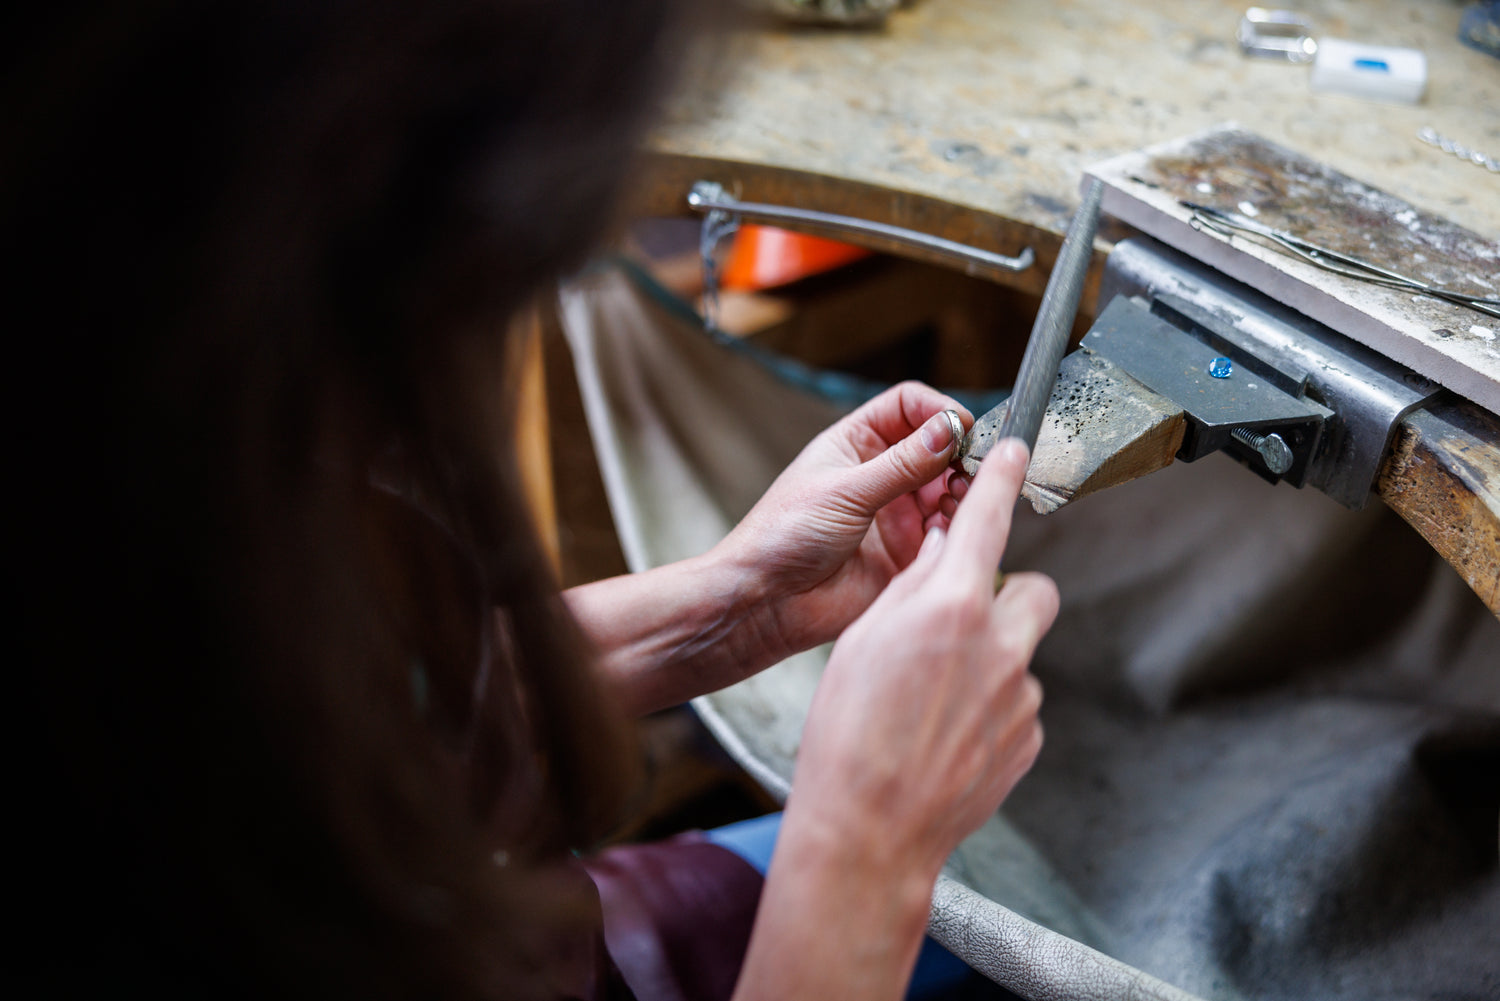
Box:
[721,224,871,292]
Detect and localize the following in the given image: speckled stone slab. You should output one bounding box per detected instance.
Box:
[1086,125,1500,412]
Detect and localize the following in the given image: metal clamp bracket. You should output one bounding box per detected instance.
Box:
[1092,237,1442,508]
[686,181,1035,276]
[1084,296,1333,487]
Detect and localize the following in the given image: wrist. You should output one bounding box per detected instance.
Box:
[783,782,949,896]
[574,545,793,715]
[704,530,801,663]
[746,794,937,994]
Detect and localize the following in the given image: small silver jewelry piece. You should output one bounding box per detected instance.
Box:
[942,409,964,449]
[1417,126,1500,174]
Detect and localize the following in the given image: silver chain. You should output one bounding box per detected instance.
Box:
[1417,126,1499,174]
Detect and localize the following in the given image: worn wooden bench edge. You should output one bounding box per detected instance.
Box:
[1377,400,1500,618]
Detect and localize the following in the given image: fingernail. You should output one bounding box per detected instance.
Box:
[922,411,958,454]
[920,524,947,557]
[949,474,970,501]
[998,437,1030,465]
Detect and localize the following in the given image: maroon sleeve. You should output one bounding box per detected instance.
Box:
[584,832,765,1001]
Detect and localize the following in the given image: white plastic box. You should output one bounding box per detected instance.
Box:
[1310,37,1427,104]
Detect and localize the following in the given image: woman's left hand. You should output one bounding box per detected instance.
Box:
[716,380,973,658]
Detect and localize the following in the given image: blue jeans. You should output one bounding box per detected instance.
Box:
[705,812,976,1000]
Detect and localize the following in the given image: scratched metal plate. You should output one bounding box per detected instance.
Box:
[1086,126,1500,413]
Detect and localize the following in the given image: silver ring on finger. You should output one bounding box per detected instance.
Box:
[942,409,963,449]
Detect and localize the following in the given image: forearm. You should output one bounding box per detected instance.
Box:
[563,547,791,716]
[732,798,937,1001]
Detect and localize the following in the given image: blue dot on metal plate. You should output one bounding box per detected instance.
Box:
[1208,356,1233,378]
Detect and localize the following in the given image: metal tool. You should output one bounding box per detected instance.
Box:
[686,173,1450,513]
[959,179,1103,472]
[686,181,1034,278]
[1231,428,1293,474]
[1092,237,1442,507]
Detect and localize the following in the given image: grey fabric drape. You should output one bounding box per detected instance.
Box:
[559,262,1500,1001]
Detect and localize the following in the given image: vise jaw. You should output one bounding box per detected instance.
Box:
[1089,238,1442,509]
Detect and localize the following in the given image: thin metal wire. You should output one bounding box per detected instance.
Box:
[1183,202,1500,320]
[687,181,1034,276]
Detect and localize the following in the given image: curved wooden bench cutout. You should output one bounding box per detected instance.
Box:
[630,154,1500,617]
[630,152,1129,305]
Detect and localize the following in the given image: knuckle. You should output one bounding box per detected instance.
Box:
[925,604,969,637]
[1020,674,1044,716]
[1033,576,1062,623]
[916,582,990,633]
[991,632,1033,672]
[961,740,990,784]
[887,443,930,481]
[1005,572,1060,621]
[854,447,932,507]
[948,589,995,630]
[1020,721,1044,769]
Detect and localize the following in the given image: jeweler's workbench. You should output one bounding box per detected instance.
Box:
[631,0,1500,613]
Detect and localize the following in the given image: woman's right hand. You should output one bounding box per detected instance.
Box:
[731,438,1057,1001]
[788,435,1058,882]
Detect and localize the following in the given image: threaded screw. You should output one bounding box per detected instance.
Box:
[1231,428,1293,475]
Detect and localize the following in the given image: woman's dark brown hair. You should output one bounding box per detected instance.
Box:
[10,1,712,996]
